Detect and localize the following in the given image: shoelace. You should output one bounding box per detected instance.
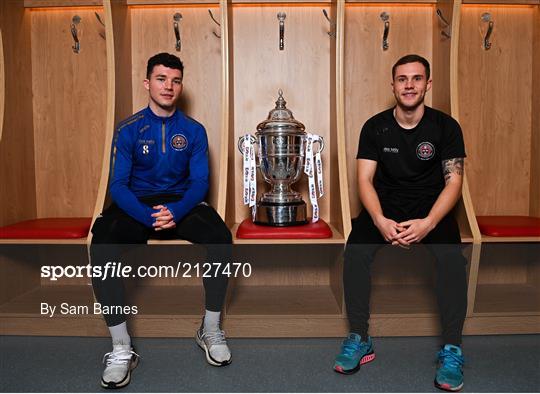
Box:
[102,349,139,366]
[341,339,368,357]
[437,349,464,370]
[202,330,227,346]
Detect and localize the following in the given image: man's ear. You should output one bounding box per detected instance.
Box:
[426,78,433,92]
[143,78,150,91]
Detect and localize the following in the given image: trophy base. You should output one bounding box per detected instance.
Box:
[254,201,308,227]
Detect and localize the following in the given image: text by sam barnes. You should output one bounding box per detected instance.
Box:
[41,303,138,317]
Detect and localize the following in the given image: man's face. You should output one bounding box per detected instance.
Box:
[391,62,432,110]
[144,64,183,111]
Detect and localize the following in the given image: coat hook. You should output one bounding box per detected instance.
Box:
[481,12,494,50]
[277,12,286,51]
[95,12,104,27]
[173,13,182,52]
[71,15,81,54]
[208,9,221,39]
[436,9,450,28]
[380,12,389,51]
[322,9,336,38]
[436,8,451,39]
[95,12,106,40]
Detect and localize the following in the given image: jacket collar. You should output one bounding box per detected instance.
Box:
[144,106,183,124]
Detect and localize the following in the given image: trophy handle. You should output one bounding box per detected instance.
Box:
[238,134,257,155]
[313,136,325,154]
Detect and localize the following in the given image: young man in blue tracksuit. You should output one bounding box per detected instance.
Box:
[333,55,467,392]
[91,53,232,389]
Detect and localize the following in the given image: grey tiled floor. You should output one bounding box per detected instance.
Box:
[1,335,539,392]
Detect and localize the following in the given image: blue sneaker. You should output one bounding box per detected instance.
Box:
[435,344,464,392]
[333,333,375,374]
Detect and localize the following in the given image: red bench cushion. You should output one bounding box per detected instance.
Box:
[236,218,333,239]
[476,216,540,237]
[0,218,92,239]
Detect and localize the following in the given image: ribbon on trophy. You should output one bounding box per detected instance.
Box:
[304,133,324,223]
[242,134,257,220]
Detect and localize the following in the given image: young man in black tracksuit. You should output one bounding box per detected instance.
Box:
[333,54,467,392]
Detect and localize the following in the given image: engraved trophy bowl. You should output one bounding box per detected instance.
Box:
[238,90,324,226]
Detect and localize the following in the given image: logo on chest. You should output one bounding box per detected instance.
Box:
[171,134,188,151]
[416,142,435,160]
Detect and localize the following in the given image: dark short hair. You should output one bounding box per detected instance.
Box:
[392,54,430,80]
[146,52,184,79]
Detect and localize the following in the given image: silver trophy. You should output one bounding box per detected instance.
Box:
[239,90,324,226]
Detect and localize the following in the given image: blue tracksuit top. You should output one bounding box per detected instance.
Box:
[109,106,209,228]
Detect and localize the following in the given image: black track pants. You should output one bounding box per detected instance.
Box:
[343,208,467,345]
[90,196,231,327]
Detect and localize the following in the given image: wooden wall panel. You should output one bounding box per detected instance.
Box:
[0,253,41,305]
[230,246,341,286]
[31,8,107,218]
[24,0,103,7]
[215,0,230,217]
[477,262,528,284]
[0,27,4,142]
[225,2,236,227]
[0,1,37,227]
[477,244,532,284]
[432,0,453,113]
[233,263,331,286]
[90,0,131,226]
[112,2,133,127]
[528,257,540,287]
[328,1,342,232]
[530,5,540,217]
[344,4,433,218]
[336,0,350,238]
[130,6,222,208]
[458,5,533,216]
[231,4,332,224]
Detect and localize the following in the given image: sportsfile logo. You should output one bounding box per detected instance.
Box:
[41,262,134,281]
[40,262,252,281]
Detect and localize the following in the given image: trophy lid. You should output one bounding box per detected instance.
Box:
[256,90,306,134]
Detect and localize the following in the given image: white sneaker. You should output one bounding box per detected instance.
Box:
[101,344,139,389]
[196,325,232,366]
